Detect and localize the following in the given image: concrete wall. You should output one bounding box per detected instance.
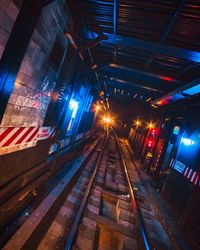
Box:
[1,0,68,127]
[0,0,96,234]
[0,0,20,60]
[0,0,70,231]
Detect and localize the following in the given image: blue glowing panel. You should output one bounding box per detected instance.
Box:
[181,137,195,146]
[83,30,98,39]
[173,160,185,174]
[69,99,79,118]
[189,51,200,63]
[178,136,199,167]
[171,93,184,101]
[182,84,200,96]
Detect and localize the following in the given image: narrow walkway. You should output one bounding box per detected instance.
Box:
[120,138,192,250]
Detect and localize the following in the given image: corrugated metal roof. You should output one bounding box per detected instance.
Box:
[68,0,200,103]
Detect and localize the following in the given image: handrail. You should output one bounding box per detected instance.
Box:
[65,134,108,250]
[113,129,150,250]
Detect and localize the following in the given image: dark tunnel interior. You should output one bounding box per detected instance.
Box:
[0,1,200,249]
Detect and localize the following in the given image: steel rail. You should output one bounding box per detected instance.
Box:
[64,133,108,250]
[2,138,101,250]
[113,129,150,250]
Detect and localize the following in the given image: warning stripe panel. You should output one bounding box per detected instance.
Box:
[183,167,189,177]
[2,127,25,147]
[191,173,199,185]
[182,166,199,185]
[0,128,18,147]
[0,126,54,147]
[15,127,34,144]
[26,128,39,142]
[0,127,14,143]
[0,126,55,156]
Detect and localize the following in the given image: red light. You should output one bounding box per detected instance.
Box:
[147,140,152,147]
[156,99,169,106]
[160,76,173,82]
[150,128,158,136]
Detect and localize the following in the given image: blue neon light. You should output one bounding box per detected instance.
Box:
[69,99,79,118]
[182,84,200,96]
[181,137,195,146]
[189,51,200,63]
[171,93,185,101]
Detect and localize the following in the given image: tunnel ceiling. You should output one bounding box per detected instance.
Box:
[68,0,200,109]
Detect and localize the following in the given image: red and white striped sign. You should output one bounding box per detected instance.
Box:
[171,158,199,186]
[0,126,55,156]
[183,167,199,185]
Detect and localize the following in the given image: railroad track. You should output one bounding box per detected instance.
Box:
[3,131,149,250]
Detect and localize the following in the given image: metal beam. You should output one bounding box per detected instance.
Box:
[78,34,107,53]
[113,0,117,35]
[105,33,200,63]
[109,78,164,94]
[144,0,186,69]
[113,0,118,62]
[152,76,200,105]
[107,64,180,82]
[102,64,181,93]
[175,62,198,78]
[84,31,200,63]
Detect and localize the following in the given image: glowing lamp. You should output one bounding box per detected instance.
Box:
[135,120,141,126]
[102,115,113,125]
[147,122,154,129]
[69,99,78,110]
[181,138,195,146]
[95,105,101,111]
[103,117,111,123]
[69,98,79,118]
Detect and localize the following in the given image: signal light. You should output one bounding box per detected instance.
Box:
[147,140,152,147]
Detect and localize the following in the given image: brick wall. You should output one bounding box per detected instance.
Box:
[0,0,20,59]
[1,0,69,127]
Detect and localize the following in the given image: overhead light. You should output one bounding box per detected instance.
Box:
[181,138,195,146]
[146,97,151,102]
[95,104,101,111]
[102,115,114,125]
[135,120,141,126]
[147,122,154,129]
[182,84,200,96]
[69,99,79,118]
[151,104,158,108]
